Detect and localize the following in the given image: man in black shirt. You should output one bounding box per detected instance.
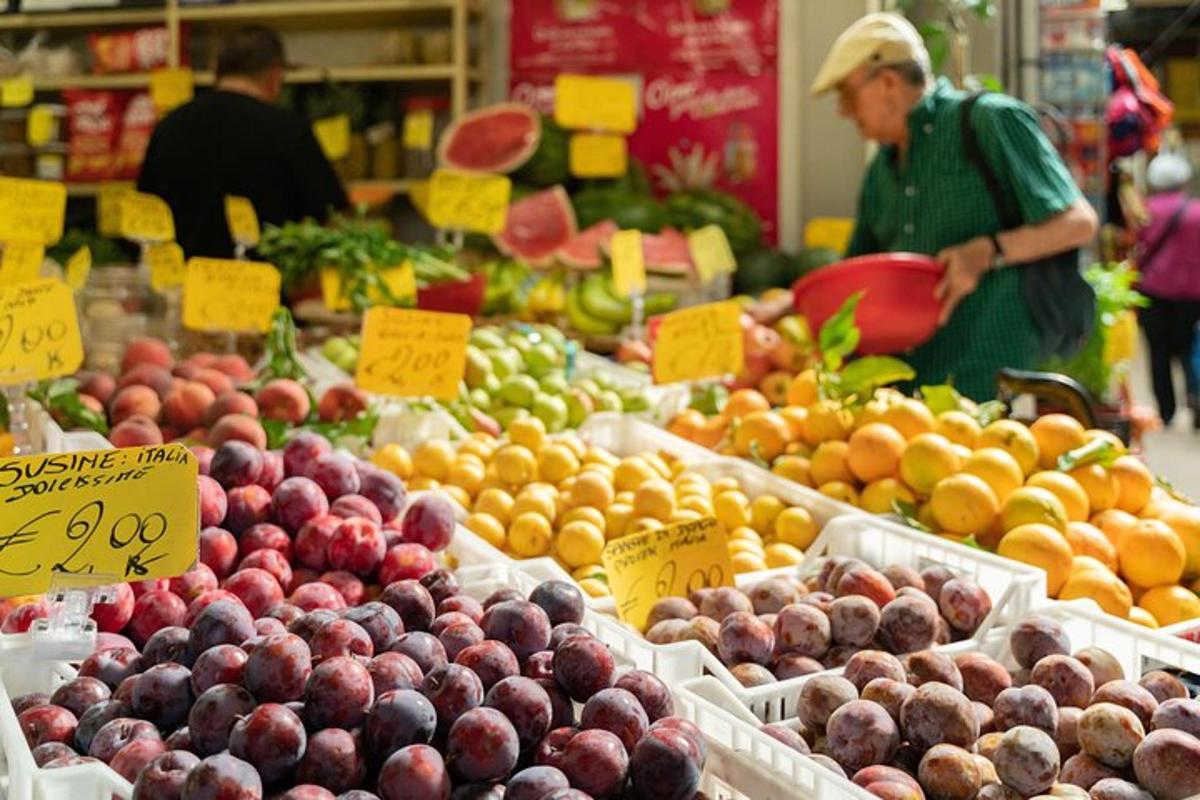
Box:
[138,26,347,258]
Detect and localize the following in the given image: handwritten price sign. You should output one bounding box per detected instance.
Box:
[610,230,646,299]
[321,263,416,312]
[0,241,44,287]
[182,258,281,334]
[147,242,186,292]
[569,133,627,178]
[652,300,744,385]
[688,225,737,284]
[426,169,512,234]
[0,444,198,596]
[0,177,66,246]
[117,192,175,243]
[601,517,734,631]
[224,195,261,249]
[96,182,135,238]
[0,278,83,383]
[554,74,637,133]
[355,307,471,401]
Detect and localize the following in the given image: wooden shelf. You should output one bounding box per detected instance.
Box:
[66,177,416,198]
[0,6,164,30]
[35,63,472,91]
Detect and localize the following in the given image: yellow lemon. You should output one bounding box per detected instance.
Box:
[803,399,854,446]
[810,440,855,486]
[1000,487,1068,534]
[604,503,635,540]
[1026,471,1089,523]
[508,512,553,557]
[1138,584,1200,626]
[561,505,606,532]
[494,445,538,485]
[728,539,766,558]
[614,457,657,492]
[511,490,556,523]
[930,473,999,536]
[749,495,786,536]
[882,398,936,440]
[537,444,580,484]
[711,477,740,495]
[632,478,676,522]
[997,523,1074,594]
[774,506,818,549]
[408,475,439,491]
[678,494,714,517]
[1058,569,1133,617]
[583,446,620,469]
[1117,519,1186,589]
[764,542,806,568]
[465,512,506,549]
[731,551,768,573]
[569,471,614,511]
[962,447,1025,502]
[860,478,916,514]
[578,578,610,597]
[1029,413,1087,470]
[446,459,486,496]
[1128,606,1159,629]
[1092,508,1139,549]
[413,440,456,481]
[473,487,515,525]
[671,510,703,524]
[627,516,663,534]
[819,481,860,505]
[935,410,981,448]
[713,490,751,530]
[729,526,763,545]
[555,520,606,568]
[371,443,413,479]
[642,452,673,480]
[977,420,1039,476]
[772,455,813,486]
[899,432,960,496]
[509,416,546,451]
[442,485,471,509]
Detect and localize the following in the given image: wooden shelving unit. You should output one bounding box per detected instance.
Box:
[32,63,481,92]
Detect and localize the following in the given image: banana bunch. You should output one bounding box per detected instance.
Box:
[565,273,679,336]
[527,273,566,316]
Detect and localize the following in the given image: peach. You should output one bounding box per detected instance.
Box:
[77,394,104,416]
[172,363,202,380]
[110,416,164,448]
[187,352,219,369]
[121,337,173,372]
[213,354,254,383]
[118,364,174,399]
[193,369,235,397]
[317,384,370,423]
[162,381,216,431]
[110,385,162,425]
[205,392,259,427]
[209,413,267,450]
[76,371,116,405]
[256,379,311,424]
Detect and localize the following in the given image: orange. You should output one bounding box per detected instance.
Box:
[778,407,809,441]
[803,399,853,446]
[810,441,854,486]
[759,371,792,406]
[1084,428,1127,454]
[930,473,999,536]
[881,398,936,440]
[860,478,917,515]
[1159,504,1200,578]
[724,389,771,419]
[846,423,907,484]
[1117,519,1186,588]
[785,370,819,407]
[772,455,813,486]
[1058,568,1133,617]
[632,478,676,522]
[1068,463,1119,514]
[997,523,1075,594]
[853,398,891,430]
[1128,606,1159,629]
[733,411,792,462]
[1026,471,1090,522]
[898,433,960,496]
[1000,486,1069,533]
[1091,508,1139,549]
[1063,521,1118,570]
[962,448,1025,502]
[568,471,615,511]
[1109,455,1153,515]
[977,420,1039,476]
[935,410,981,448]
[613,457,657,493]
[819,481,860,506]
[667,409,713,447]
[1029,413,1087,470]
[1138,584,1200,626]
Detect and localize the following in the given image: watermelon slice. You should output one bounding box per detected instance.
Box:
[438,103,541,174]
[601,226,693,275]
[557,220,618,270]
[493,186,578,266]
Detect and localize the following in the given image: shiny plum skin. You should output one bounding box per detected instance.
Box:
[187,601,255,662]
[187,683,256,757]
[553,635,615,702]
[180,753,263,800]
[131,749,200,800]
[379,581,436,633]
[131,663,193,731]
[480,601,552,664]
[629,727,703,800]
[376,744,449,800]
[190,645,248,695]
[243,633,313,703]
[559,728,629,799]
[228,703,307,786]
[504,766,570,800]
[528,581,584,626]
[365,689,437,763]
[18,705,77,749]
[89,717,161,762]
[49,676,111,718]
[614,670,674,722]
[445,706,520,784]
[580,687,649,754]
[421,663,483,737]
[484,676,552,753]
[304,656,375,730]
[295,728,366,794]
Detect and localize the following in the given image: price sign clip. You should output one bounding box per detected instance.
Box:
[30,572,120,660]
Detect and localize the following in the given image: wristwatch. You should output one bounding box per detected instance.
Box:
[986,233,1006,269]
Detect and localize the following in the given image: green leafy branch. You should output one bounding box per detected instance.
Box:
[28,378,109,435]
[920,384,1006,427]
[815,293,916,404]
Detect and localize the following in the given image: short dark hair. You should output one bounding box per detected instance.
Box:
[883,59,930,87]
[216,26,285,80]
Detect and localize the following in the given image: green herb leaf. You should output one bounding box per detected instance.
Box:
[1057,438,1119,472]
[818,292,863,372]
[835,356,915,399]
[973,400,1007,427]
[920,384,963,415]
[892,499,933,533]
[1154,475,1194,505]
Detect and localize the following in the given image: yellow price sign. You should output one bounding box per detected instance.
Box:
[26,105,55,147]
[65,246,91,292]
[150,67,194,116]
[602,517,734,631]
[0,177,66,246]
[554,74,637,133]
[610,229,646,299]
[313,115,351,161]
[117,192,175,243]
[182,258,281,334]
[652,300,744,384]
[0,444,198,596]
[224,195,261,249]
[688,225,736,284]
[321,263,416,312]
[402,110,434,150]
[569,133,627,178]
[0,242,44,287]
[0,278,84,383]
[0,75,34,108]
[96,182,135,238]
[355,307,471,401]
[147,242,186,292]
[427,169,512,235]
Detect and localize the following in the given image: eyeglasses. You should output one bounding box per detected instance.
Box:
[837,68,881,110]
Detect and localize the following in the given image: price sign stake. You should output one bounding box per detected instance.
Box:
[610,229,646,299]
[182,258,281,334]
[117,192,175,243]
[0,278,84,383]
[147,242,186,292]
[554,74,637,133]
[427,169,512,235]
[601,517,734,631]
[0,177,66,245]
[0,444,198,597]
[652,300,743,384]
[224,195,261,251]
[355,307,471,401]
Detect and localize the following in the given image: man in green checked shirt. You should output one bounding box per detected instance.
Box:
[764,13,1099,400]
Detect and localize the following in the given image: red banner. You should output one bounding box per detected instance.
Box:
[510,0,637,74]
[632,0,777,74]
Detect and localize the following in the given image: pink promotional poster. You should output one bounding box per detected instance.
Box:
[508,0,780,243]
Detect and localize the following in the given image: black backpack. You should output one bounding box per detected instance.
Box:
[960,92,1096,360]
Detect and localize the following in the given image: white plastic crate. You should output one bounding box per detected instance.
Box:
[577,412,735,465]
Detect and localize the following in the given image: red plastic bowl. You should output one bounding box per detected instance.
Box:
[418,272,487,316]
[792,253,943,355]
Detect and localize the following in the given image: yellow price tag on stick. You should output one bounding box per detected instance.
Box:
[355,307,471,401]
[0,177,66,245]
[26,105,55,147]
[182,258,281,334]
[224,195,261,249]
[610,229,646,299]
[96,182,135,238]
[65,246,91,292]
[117,192,175,243]
[427,169,512,235]
[569,133,627,178]
[150,67,194,116]
[321,263,416,312]
[403,110,434,150]
[602,517,734,631]
[652,300,744,384]
[147,242,186,292]
[313,115,351,161]
[554,74,637,133]
[0,278,84,383]
[0,444,198,596]
[0,75,34,108]
[0,242,44,286]
[688,225,737,283]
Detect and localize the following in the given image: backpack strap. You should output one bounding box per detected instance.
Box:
[960,92,1022,230]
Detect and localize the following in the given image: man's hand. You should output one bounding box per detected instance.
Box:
[934,237,995,326]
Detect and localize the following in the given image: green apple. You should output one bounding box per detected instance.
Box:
[524,342,560,379]
[464,345,493,389]
[593,373,616,392]
[492,406,529,429]
[620,389,650,413]
[532,392,569,433]
[595,390,622,412]
[565,389,594,428]
[506,331,532,354]
[469,388,492,411]
[575,378,600,399]
[489,348,522,380]
[470,328,506,351]
[539,372,569,396]
[482,373,502,397]
[498,374,539,408]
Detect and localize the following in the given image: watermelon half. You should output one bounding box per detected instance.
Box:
[493,186,578,266]
[438,103,541,174]
[558,220,618,270]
